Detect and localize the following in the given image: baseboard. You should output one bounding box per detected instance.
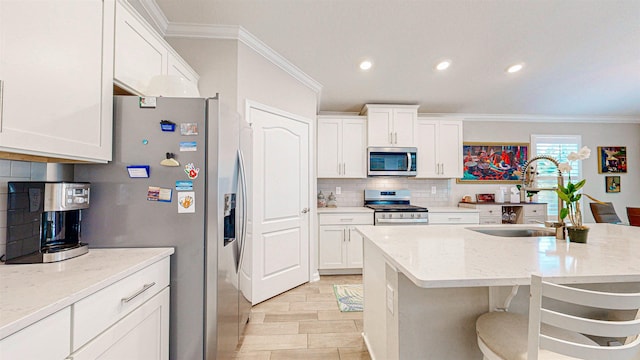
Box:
[319,269,363,276]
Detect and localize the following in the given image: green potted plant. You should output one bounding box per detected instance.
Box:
[556,146,593,243]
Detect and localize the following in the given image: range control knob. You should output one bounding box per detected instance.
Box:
[400,213,404,218]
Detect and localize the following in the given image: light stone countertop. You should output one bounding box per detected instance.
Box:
[0,247,174,340]
[317,207,374,213]
[357,223,640,288]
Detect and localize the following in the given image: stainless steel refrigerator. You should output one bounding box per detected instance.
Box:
[74,95,251,359]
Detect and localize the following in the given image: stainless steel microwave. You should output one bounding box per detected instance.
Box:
[368,147,417,176]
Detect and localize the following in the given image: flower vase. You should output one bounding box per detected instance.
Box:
[567,226,589,243]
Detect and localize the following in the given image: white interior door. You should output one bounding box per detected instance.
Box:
[249,103,310,304]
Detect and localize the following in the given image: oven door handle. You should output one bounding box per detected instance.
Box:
[377,218,429,224]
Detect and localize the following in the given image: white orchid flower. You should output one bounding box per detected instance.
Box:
[577,146,591,160]
[567,152,580,161]
[558,162,572,173]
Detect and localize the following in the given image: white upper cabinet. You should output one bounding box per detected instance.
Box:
[0,0,115,162]
[415,118,463,178]
[114,0,199,96]
[363,104,418,147]
[317,116,367,178]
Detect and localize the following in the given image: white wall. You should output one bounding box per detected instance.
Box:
[0,161,47,260]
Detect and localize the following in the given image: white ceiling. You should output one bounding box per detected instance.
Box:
[147,0,639,118]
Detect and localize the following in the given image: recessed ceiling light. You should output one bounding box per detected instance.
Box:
[506,63,524,73]
[435,60,451,71]
[359,60,373,71]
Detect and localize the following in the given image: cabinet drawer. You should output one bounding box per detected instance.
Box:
[319,213,373,225]
[72,257,170,350]
[479,216,502,225]
[429,212,479,225]
[477,206,502,217]
[524,205,546,217]
[0,307,70,359]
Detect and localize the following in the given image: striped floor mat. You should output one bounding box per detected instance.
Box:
[333,284,364,312]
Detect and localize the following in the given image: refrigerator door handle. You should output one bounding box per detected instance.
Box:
[237,149,248,273]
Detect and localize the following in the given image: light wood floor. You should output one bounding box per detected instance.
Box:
[232,274,371,360]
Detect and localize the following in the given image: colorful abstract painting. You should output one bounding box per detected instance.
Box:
[457,142,529,183]
[598,146,627,173]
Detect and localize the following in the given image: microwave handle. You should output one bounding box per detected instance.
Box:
[407,152,412,173]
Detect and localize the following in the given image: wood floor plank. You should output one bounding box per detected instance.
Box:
[270,348,340,360]
[239,334,307,352]
[317,310,363,321]
[308,332,365,348]
[289,301,340,311]
[298,320,357,334]
[263,311,318,322]
[244,322,299,335]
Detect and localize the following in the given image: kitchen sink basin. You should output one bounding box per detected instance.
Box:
[466,227,556,237]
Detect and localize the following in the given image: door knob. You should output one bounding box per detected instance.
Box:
[301,208,310,213]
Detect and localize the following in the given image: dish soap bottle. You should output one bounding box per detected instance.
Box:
[317,191,326,208]
[327,192,337,208]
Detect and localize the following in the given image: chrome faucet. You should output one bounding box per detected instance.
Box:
[520,155,566,240]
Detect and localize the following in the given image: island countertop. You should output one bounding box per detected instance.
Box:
[0,247,174,340]
[357,223,640,288]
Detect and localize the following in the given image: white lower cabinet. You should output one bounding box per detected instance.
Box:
[318,212,372,273]
[68,287,169,360]
[0,257,170,359]
[0,307,71,359]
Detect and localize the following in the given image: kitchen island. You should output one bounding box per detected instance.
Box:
[357,224,640,359]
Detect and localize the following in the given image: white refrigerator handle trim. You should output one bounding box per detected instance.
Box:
[237,149,248,273]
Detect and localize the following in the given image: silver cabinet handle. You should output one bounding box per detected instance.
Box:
[343,163,346,175]
[301,208,310,214]
[347,228,351,242]
[441,163,444,174]
[340,218,354,222]
[343,229,347,241]
[337,163,341,175]
[122,282,156,303]
[389,132,393,144]
[394,132,398,144]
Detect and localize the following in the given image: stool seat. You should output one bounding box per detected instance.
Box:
[476,311,598,360]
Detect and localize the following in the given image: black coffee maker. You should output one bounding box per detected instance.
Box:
[5,181,90,264]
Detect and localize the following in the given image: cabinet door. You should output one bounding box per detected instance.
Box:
[438,120,463,178]
[341,118,367,178]
[346,227,364,268]
[0,0,114,162]
[415,119,438,178]
[367,108,393,146]
[69,287,170,360]
[114,0,167,95]
[392,108,416,147]
[0,307,70,360]
[318,226,347,269]
[317,118,341,177]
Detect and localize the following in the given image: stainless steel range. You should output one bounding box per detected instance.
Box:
[364,189,428,225]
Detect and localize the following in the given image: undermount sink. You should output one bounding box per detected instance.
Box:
[466,227,556,238]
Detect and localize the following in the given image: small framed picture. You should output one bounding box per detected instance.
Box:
[605,176,621,193]
[598,146,627,173]
[476,193,495,203]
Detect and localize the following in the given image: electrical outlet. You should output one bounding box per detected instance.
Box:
[431,186,437,194]
[386,284,394,314]
[336,187,341,195]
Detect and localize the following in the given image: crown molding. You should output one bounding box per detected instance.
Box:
[136,0,169,34]
[418,113,640,124]
[162,23,322,97]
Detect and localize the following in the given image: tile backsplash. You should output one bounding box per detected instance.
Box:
[317,178,451,207]
[0,160,47,261]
